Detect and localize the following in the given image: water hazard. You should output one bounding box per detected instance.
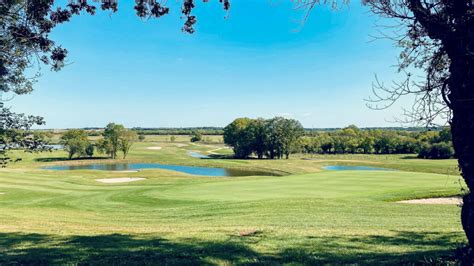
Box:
[44,163,275,177]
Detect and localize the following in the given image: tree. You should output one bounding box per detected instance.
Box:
[119,130,137,159]
[102,123,125,159]
[96,138,113,158]
[60,129,90,159]
[1,0,229,167]
[0,103,51,166]
[85,144,94,158]
[190,131,202,142]
[223,118,254,158]
[349,0,474,246]
[319,133,334,154]
[265,117,286,159]
[297,0,474,245]
[138,134,146,142]
[437,127,452,143]
[248,118,269,159]
[279,118,304,159]
[170,136,176,142]
[359,133,375,154]
[418,142,454,159]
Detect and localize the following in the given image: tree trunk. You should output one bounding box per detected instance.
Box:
[447,39,474,246]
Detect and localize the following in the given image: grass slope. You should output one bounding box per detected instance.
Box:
[0,140,466,264]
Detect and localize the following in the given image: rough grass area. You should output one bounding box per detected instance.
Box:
[0,140,466,264]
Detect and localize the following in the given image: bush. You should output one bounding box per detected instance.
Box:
[418,142,454,159]
[190,131,202,142]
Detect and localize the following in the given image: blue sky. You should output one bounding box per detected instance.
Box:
[13,0,411,129]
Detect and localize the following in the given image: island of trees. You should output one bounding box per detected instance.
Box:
[224,117,304,159]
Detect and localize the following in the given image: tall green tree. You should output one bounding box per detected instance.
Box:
[248,118,269,159]
[279,118,304,159]
[223,118,254,158]
[60,129,90,159]
[102,123,125,159]
[119,130,138,159]
[265,117,285,159]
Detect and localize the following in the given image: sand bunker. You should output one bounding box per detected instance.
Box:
[146,146,162,150]
[174,143,187,147]
[115,170,140,173]
[0,192,4,195]
[96,178,146,184]
[397,197,462,205]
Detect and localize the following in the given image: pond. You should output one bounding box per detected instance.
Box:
[323,165,392,171]
[43,163,275,177]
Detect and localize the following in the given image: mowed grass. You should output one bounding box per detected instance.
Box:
[0,139,467,264]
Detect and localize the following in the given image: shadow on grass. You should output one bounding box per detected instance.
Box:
[205,154,282,160]
[0,231,466,265]
[35,157,110,162]
[206,154,234,159]
[401,155,422,159]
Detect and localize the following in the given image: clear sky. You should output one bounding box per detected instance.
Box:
[12,0,412,129]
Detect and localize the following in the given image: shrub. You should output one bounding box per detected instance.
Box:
[418,142,454,159]
[190,131,202,142]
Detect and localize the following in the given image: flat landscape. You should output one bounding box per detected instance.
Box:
[0,138,465,264]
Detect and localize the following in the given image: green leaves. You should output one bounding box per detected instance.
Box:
[223,117,304,159]
[60,129,90,159]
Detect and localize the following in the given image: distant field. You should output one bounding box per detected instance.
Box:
[48,133,224,144]
[0,140,465,264]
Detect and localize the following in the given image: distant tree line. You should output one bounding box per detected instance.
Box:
[224,117,304,159]
[132,128,224,136]
[61,123,137,160]
[300,125,454,159]
[305,126,447,133]
[46,126,449,140]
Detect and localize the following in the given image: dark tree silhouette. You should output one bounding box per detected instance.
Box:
[366,0,474,248]
[298,0,474,247]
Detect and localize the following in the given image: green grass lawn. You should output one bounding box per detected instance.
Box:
[0,141,466,264]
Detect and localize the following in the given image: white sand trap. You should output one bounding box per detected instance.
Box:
[146,146,162,150]
[0,192,4,195]
[115,170,140,173]
[174,143,187,147]
[96,178,146,184]
[397,197,462,205]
